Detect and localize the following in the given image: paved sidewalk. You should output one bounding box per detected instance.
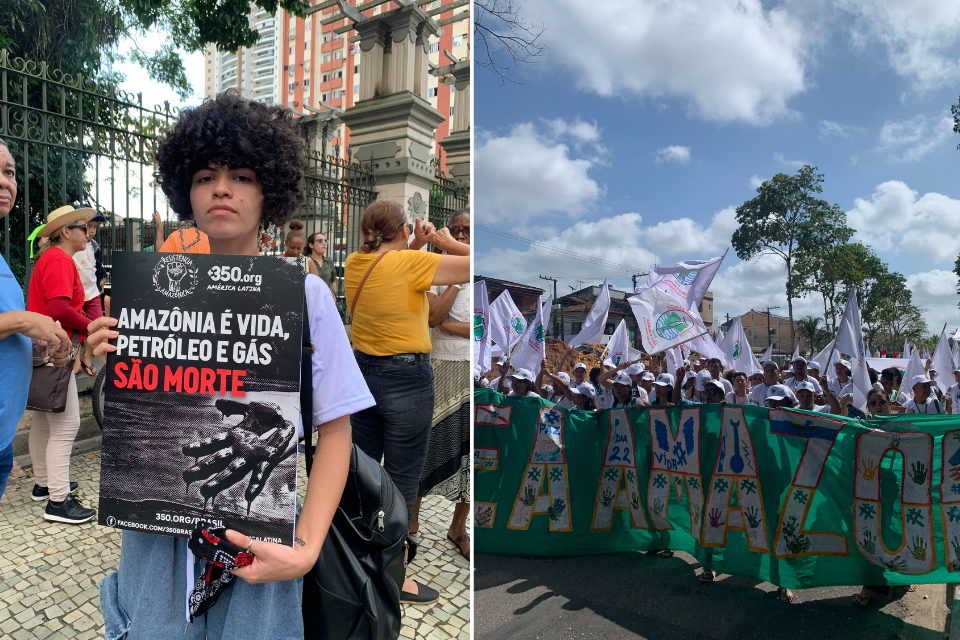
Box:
[0,450,470,640]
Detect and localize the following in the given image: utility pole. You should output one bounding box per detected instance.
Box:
[765,306,781,351]
[539,275,563,341]
[630,273,647,291]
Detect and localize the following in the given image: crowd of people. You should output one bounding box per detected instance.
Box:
[0,92,472,637]
[479,344,959,606]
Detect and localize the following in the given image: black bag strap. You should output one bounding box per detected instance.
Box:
[301,294,315,476]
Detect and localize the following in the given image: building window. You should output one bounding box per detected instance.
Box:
[322,73,330,82]
[288,68,294,77]
[429,42,440,53]
[428,87,437,97]
[353,84,359,94]
[333,69,343,79]
[289,46,294,54]
[303,78,310,87]
[352,44,360,55]
[571,322,582,334]
[429,0,440,7]
[305,40,310,49]
[333,51,343,60]
[449,106,454,115]
[322,33,331,43]
[453,36,463,46]
[289,27,296,37]
[333,89,342,98]
[334,32,343,40]
[323,53,331,63]
[450,84,455,93]
[305,20,311,30]
[288,83,295,92]
[322,93,330,101]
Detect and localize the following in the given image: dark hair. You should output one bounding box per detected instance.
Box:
[449,207,469,226]
[360,200,406,253]
[589,367,602,384]
[732,371,747,383]
[285,219,305,248]
[305,231,326,257]
[154,92,305,227]
[881,367,903,385]
[868,369,878,385]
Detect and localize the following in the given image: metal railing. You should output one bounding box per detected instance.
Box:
[428,164,469,230]
[0,49,179,290]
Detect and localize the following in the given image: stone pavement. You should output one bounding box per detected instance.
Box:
[0,450,471,640]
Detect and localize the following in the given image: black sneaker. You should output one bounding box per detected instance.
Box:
[31,482,79,502]
[44,495,96,524]
[400,580,440,605]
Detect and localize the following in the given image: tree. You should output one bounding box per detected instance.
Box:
[475,0,545,82]
[732,166,853,352]
[795,316,823,356]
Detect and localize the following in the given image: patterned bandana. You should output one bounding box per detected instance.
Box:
[186,521,254,622]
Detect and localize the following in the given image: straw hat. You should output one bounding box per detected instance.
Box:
[38,205,96,237]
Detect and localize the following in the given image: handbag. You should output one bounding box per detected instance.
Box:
[300,292,414,640]
[26,335,78,413]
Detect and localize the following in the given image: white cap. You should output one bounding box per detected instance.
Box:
[510,368,535,382]
[684,370,698,384]
[626,363,645,376]
[793,356,807,365]
[573,362,587,371]
[765,384,796,406]
[543,384,554,395]
[785,366,794,373]
[911,374,932,387]
[696,369,712,391]
[556,372,571,384]
[761,359,779,370]
[837,359,851,369]
[603,358,615,368]
[575,382,597,399]
[612,372,633,386]
[691,359,700,365]
[654,373,675,387]
[795,380,817,394]
[642,371,656,382]
[703,379,725,394]
[807,361,821,371]
[473,363,483,380]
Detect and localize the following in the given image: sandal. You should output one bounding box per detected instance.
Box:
[699,570,716,583]
[447,533,470,561]
[777,587,795,604]
[853,591,874,608]
[906,585,917,593]
[80,362,97,377]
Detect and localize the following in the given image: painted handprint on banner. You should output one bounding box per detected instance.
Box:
[860,458,877,481]
[910,536,927,561]
[744,506,761,529]
[183,399,296,514]
[861,530,876,555]
[909,461,928,485]
[708,508,724,528]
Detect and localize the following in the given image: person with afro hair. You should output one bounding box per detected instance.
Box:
[86,92,376,638]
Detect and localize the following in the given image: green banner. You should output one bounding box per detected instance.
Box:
[474,388,960,589]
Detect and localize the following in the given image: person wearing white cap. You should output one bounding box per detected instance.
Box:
[544,371,575,410]
[825,360,854,399]
[685,370,703,401]
[783,357,822,397]
[765,384,797,409]
[507,368,542,398]
[794,380,830,413]
[597,359,644,408]
[571,381,597,411]
[702,379,726,404]
[748,360,782,406]
[946,369,960,414]
[571,361,588,386]
[640,371,657,403]
[651,373,697,406]
[490,357,514,393]
[609,371,641,408]
[691,359,702,372]
[903,374,946,414]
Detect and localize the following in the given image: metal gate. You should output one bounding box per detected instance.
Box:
[429,161,469,230]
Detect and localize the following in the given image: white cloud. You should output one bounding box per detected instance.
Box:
[523,0,808,125]
[654,146,692,165]
[643,207,737,256]
[877,114,953,162]
[475,121,604,223]
[905,270,960,334]
[819,119,864,142]
[748,174,768,189]
[839,0,960,92]
[543,118,602,146]
[847,180,960,261]
[773,152,808,169]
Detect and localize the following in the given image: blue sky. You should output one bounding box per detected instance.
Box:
[475,0,960,340]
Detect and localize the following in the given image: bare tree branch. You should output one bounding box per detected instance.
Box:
[474,0,545,83]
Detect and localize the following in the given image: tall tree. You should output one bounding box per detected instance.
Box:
[795,316,823,356]
[732,166,853,352]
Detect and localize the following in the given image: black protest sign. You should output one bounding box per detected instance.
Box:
[98,252,305,545]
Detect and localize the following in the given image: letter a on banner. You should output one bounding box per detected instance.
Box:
[508,406,572,532]
[591,409,648,531]
[854,430,935,574]
[702,406,769,553]
[646,407,703,539]
[769,409,849,558]
[941,431,960,571]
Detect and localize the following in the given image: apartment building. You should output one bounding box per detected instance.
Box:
[203,0,469,168]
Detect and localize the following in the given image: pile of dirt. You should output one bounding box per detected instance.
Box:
[544,338,607,375]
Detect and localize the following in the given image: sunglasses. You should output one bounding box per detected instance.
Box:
[448,225,470,236]
[868,400,888,407]
[65,223,88,231]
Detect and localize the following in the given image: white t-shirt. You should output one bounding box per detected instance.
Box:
[948,384,960,414]
[509,390,541,398]
[635,387,650,405]
[302,275,376,435]
[490,376,513,392]
[904,396,946,414]
[784,375,823,396]
[73,241,100,301]
[748,383,773,406]
[725,391,750,404]
[547,391,574,410]
[611,397,643,409]
[595,383,613,410]
[828,378,854,398]
[429,285,469,361]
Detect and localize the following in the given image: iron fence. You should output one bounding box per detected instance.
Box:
[429,172,469,230]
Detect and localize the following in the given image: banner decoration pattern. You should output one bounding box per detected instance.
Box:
[474,389,960,589]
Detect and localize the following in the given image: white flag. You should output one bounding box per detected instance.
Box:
[904,338,911,358]
[954,327,960,341]
[812,339,841,383]
[931,326,955,394]
[923,347,932,362]
[834,286,871,409]
[569,280,610,348]
[510,296,553,376]
[603,319,630,368]
[629,287,707,354]
[638,251,726,307]
[488,289,527,354]
[791,345,800,362]
[899,349,926,403]
[758,343,773,365]
[715,326,725,345]
[686,332,730,369]
[718,318,762,375]
[473,280,493,376]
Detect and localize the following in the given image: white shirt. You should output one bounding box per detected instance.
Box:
[490,376,513,392]
[635,387,650,405]
[595,383,613,410]
[783,375,823,396]
[725,391,750,404]
[509,390,541,398]
[748,383,774,406]
[73,241,100,301]
[948,384,960,414]
[904,396,946,414]
[429,285,469,361]
[828,378,854,398]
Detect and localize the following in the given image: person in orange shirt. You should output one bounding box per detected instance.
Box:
[155,210,210,253]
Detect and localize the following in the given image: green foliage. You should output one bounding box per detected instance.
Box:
[733,166,853,351]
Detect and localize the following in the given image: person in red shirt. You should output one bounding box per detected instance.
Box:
[26,204,98,524]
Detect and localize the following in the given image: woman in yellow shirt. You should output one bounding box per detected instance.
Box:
[345,200,469,605]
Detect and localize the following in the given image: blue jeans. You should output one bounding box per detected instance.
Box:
[0,442,13,500]
[350,351,435,527]
[99,531,302,640]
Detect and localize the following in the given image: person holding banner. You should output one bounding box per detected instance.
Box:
[86,93,378,637]
[725,371,750,404]
[946,369,960,414]
[748,360,781,406]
